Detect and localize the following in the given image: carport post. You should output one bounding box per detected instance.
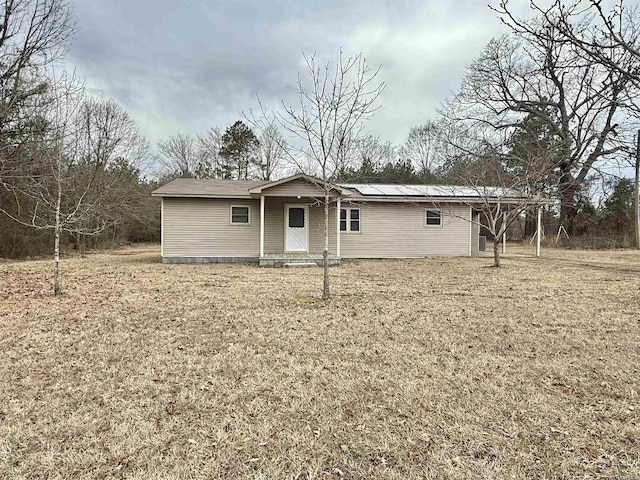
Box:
[502,211,507,255]
[336,197,341,257]
[536,206,542,257]
[259,195,265,258]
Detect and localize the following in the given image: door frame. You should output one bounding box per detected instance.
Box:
[284,203,310,253]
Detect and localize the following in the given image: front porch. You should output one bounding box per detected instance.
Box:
[259,253,342,267]
[250,175,351,266]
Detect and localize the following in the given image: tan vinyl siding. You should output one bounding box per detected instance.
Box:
[163,198,259,257]
[340,202,471,258]
[263,197,336,254]
[162,197,470,259]
[263,197,284,253]
[309,203,337,254]
[261,178,327,197]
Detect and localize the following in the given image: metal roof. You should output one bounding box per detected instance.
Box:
[340,184,524,198]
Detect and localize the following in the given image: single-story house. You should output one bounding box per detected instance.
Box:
[151,173,534,265]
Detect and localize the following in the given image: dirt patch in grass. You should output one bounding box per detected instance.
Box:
[0,245,639,478]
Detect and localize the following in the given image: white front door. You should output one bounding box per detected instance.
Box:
[285,205,309,252]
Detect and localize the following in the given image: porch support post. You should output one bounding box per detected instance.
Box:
[502,210,507,255]
[536,206,542,258]
[259,195,265,258]
[336,197,341,257]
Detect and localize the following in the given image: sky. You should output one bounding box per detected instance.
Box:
[66,0,529,150]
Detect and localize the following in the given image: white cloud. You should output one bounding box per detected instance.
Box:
[66,0,520,149]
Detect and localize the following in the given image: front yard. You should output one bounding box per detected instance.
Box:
[0,246,638,478]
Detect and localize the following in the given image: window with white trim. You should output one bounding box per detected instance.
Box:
[230,205,250,224]
[340,208,360,232]
[425,209,442,227]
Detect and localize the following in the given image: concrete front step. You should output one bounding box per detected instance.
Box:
[283,262,318,268]
[259,256,341,267]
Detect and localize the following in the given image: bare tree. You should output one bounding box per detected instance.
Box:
[400,121,442,177]
[439,119,556,266]
[339,134,397,182]
[279,51,385,300]
[243,99,288,180]
[73,97,150,250]
[157,134,198,178]
[494,0,640,244]
[1,73,85,295]
[0,0,75,189]
[194,127,223,179]
[357,135,396,166]
[0,77,149,294]
[441,29,638,235]
[254,123,286,180]
[494,0,640,88]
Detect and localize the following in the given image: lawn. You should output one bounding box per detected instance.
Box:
[0,245,639,479]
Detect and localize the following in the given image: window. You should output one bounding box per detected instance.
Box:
[340,208,360,232]
[230,205,250,224]
[425,209,442,227]
[350,208,360,232]
[288,207,305,228]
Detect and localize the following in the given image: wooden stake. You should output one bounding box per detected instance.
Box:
[502,211,507,255]
[635,129,639,249]
[536,207,542,258]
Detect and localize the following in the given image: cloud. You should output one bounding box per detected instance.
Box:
[66,0,515,149]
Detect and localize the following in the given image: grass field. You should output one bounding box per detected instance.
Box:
[0,245,639,479]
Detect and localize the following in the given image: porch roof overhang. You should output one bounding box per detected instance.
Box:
[247,173,354,197]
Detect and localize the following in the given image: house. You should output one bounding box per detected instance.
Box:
[151,173,530,265]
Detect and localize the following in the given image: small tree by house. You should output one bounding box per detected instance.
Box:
[439,115,557,266]
[0,77,149,295]
[278,51,385,300]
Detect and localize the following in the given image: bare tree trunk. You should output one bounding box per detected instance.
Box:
[558,172,578,236]
[322,191,330,300]
[53,182,62,296]
[524,212,537,238]
[493,237,501,267]
[80,233,86,258]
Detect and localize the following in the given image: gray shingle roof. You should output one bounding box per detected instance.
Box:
[152,178,269,198]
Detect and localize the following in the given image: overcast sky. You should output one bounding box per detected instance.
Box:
[66,0,529,149]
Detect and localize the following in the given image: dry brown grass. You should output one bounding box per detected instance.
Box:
[0,245,639,479]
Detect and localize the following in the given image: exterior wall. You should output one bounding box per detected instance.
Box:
[162,197,472,260]
[162,198,260,258]
[264,197,336,255]
[340,202,471,258]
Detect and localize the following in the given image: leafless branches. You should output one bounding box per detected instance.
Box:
[0,0,75,188]
[400,121,443,176]
[157,134,198,178]
[441,13,639,233]
[493,0,640,88]
[278,51,386,299]
[279,52,385,180]
[0,71,150,294]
